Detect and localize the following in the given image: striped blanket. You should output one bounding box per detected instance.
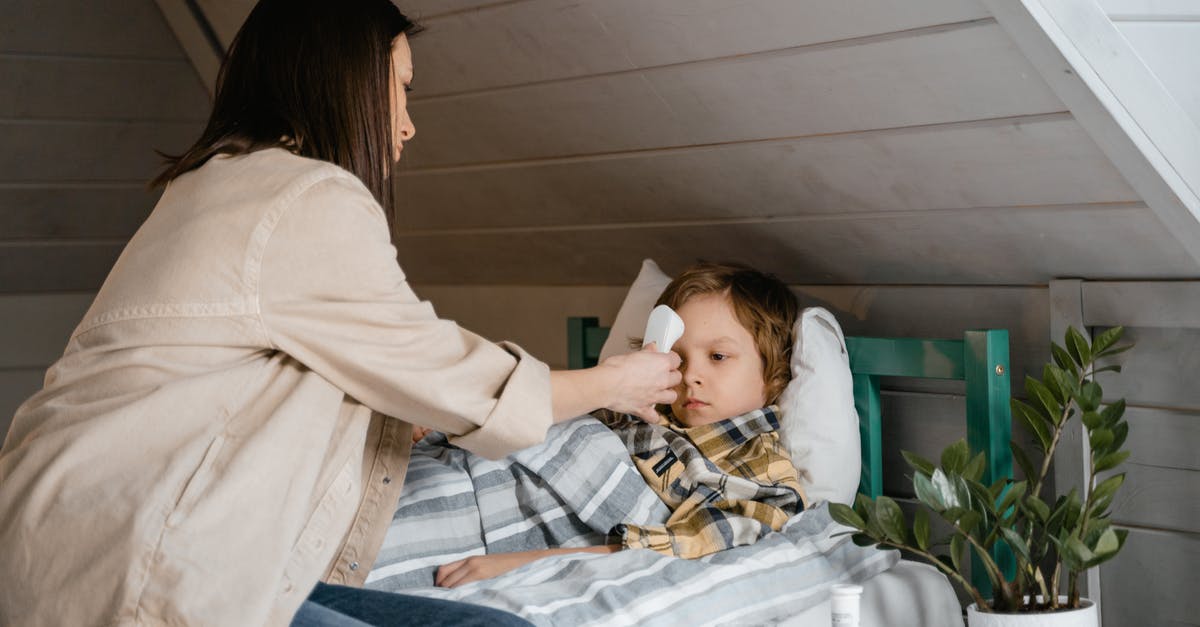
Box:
[366,416,897,625]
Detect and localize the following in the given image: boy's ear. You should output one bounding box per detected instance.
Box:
[764,375,787,405]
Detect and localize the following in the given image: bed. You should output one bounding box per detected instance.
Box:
[364,260,1013,625]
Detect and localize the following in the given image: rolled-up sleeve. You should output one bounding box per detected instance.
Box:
[257,173,551,459]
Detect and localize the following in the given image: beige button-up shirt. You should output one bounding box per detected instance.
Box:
[0,149,552,626]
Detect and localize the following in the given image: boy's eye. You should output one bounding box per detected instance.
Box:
[710,353,727,362]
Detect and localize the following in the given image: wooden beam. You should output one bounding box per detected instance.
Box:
[153,0,223,97]
[982,0,1200,272]
[1081,281,1200,328]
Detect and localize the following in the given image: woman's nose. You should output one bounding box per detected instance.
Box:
[401,118,416,141]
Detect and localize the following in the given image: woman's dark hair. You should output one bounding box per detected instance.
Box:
[151,0,421,216]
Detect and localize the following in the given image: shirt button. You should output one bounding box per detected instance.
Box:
[349,562,359,571]
[382,477,391,485]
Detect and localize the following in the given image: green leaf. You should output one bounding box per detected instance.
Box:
[1081,411,1103,430]
[997,481,1028,515]
[1023,495,1050,523]
[1095,451,1131,473]
[932,469,962,509]
[1089,427,1114,454]
[1051,342,1078,375]
[950,534,966,572]
[1043,364,1069,404]
[1077,380,1103,412]
[1046,496,1069,536]
[1083,528,1124,569]
[1114,527,1130,549]
[957,510,982,535]
[952,474,974,511]
[854,493,882,538]
[852,533,878,547]
[829,502,866,530]
[943,506,968,523]
[901,450,937,476]
[1084,518,1112,545]
[1026,377,1063,423]
[1000,527,1032,563]
[941,440,970,475]
[875,497,908,545]
[914,508,931,551]
[1090,493,1116,518]
[1091,326,1124,356]
[1092,365,1122,375]
[1097,344,1133,359]
[913,471,945,511]
[987,478,1006,502]
[965,479,996,517]
[963,452,987,483]
[1010,440,1038,482]
[1100,399,1126,426]
[1110,422,1129,451]
[1012,400,1052,453]
[1091,473,1125,506]
[1066,534,1095,567]
[1063,489,1083,530]
[1066,327,1092,367]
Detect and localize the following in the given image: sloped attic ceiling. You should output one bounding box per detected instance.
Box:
[180,0,1200,286]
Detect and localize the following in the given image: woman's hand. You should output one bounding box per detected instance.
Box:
[411,426,432,443]
[435,546,619,588]
[597,346,682,424]
[549,347,680,424]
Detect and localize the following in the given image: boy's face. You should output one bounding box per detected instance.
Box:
[669,293,768,427]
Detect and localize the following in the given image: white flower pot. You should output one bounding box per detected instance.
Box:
[967,597,1097,627]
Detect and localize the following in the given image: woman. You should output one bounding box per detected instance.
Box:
[0,1,680,626]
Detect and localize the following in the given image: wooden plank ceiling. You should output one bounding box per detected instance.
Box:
[384,0,1198,285]
[11,0,1195,291]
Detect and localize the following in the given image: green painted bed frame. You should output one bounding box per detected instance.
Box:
[567,316,1015,593]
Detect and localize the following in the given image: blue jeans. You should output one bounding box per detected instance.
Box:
[290,582,534,627]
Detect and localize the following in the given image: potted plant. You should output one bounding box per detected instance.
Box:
[829,326,1132,625]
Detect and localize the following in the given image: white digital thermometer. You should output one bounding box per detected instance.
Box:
[642,305,685,353]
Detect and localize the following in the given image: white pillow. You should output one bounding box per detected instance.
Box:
[598,259,861,506]
[776,307,861,506]
[598,259,673,362]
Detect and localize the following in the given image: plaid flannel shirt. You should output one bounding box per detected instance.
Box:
[609,405,806,559]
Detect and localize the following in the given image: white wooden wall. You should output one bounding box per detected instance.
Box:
[1050,281,1200,627]
[0,1,207,437]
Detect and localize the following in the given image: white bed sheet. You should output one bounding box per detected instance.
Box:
[779,560,964,626]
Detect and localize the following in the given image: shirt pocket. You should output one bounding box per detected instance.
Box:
[166,433,227,528]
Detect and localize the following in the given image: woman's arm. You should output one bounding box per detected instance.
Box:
[411,347,680,441]
[435,546,621,588]
[550,346,681,424]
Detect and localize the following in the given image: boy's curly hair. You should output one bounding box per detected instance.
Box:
[654,261,799,404]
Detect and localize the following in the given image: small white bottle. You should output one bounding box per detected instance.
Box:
[831,583,863,627]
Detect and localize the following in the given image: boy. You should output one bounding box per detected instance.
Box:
[435,262,807,587]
